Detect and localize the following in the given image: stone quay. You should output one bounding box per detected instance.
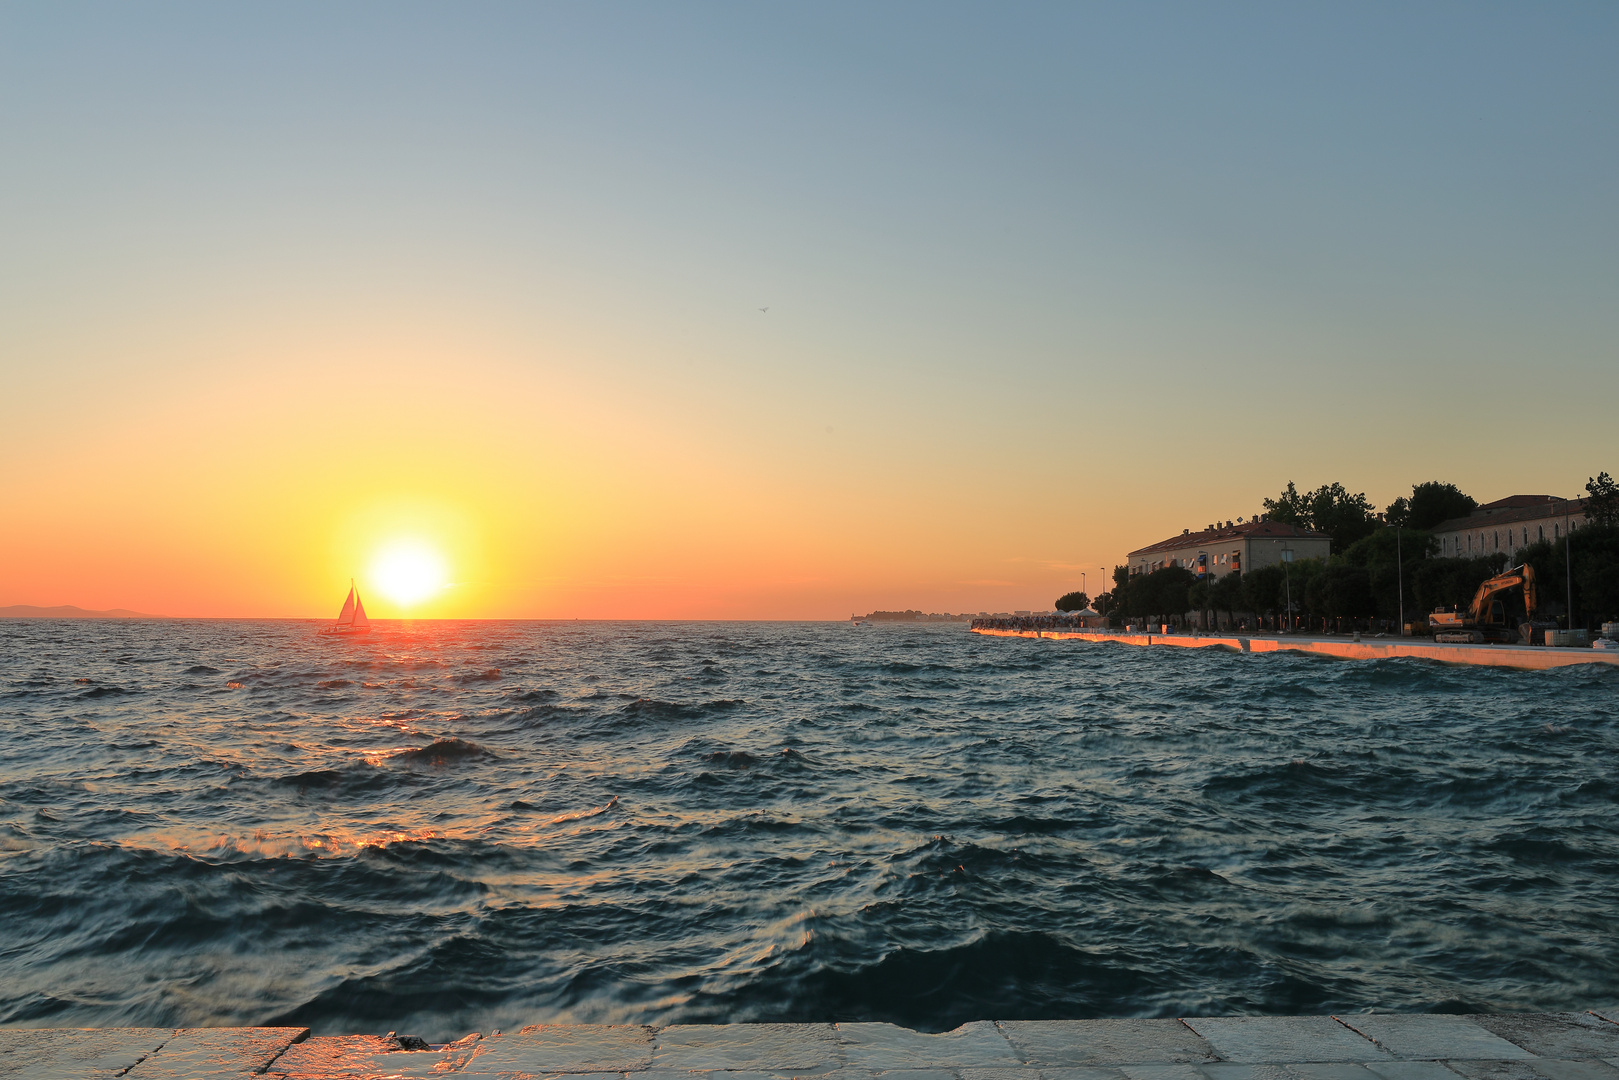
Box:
[970,627,1619,671]
[5,1010,1619,1080]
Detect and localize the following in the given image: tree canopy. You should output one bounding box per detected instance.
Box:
[1304,564,1376,618]
[1393,481,1477,531]
[1055,591,1089,612]
[1517,523,1619,626]
[1262,481,1378,549]
[1113,566,1195,620]
[1586,471,1619,528]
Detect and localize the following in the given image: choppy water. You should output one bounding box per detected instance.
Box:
[1,620,1616,1038]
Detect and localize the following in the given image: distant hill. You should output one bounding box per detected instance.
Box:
[0,604,168,619]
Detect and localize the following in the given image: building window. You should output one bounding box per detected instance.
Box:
[1493,532,1499,550]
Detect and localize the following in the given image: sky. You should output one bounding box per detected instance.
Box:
[2,2,1615,619]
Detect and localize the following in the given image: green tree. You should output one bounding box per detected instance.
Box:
[1127,566,1195,621]
[1263,480,1377,549]
[1240,564,1287,626]
[1262,481,1309,526]
[1304,564,1376,620]
[1210,572,1245,621]
[1402,481,1477,531]
[1055,591,1089,612]
[1518,523,1619,627]
[1410,556,1504,617]
[1284,557,1327,629]
[1093,565,1128,616]
[1339,528,1438,619]
[1305,483,1378,549]
[1585,471,1619,527]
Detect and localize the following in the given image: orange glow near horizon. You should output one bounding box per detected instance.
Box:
[0,328,1603,621]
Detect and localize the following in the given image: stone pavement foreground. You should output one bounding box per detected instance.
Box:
[3,1011,1619,1080]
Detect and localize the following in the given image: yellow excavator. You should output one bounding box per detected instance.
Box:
[1429,564,1549,644]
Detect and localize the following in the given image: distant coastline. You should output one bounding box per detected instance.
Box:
[0,604,169,619]
[854,609,976,623]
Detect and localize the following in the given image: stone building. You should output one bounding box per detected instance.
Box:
[1429,495,1587,561]
[1126,518,1332,580]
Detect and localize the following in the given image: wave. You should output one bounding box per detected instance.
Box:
[549,795,618,824]
[77,685,134,698]
[390,738,495,765]
[3,618,1617,1036]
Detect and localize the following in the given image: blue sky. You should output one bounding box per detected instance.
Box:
[2,3,1616,614]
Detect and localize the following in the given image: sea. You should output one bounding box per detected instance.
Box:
[1,619,1616,1040]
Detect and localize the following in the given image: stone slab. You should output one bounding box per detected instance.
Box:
[1039,1068,1131,1080]
[1527,1064,1619,1080]
[1119,1065,1209,1080]
[266,1033,477,1078]
[1362,1063,1464,1080]
[836,1022,1018,1068]
[1444,1061,1619,1080]
[999,1020,1217,1066]
[461,1024,654,1075]
[0,1027,174,1079]
[1204,1064,1382,1080]
[1467,1015,1619,1062]
[1335,1016,1532,1061]
[262,1034,396,1077]
[653,1023,841,1072]
[1181,1018,1386,1064]
[125,1026,308,1078]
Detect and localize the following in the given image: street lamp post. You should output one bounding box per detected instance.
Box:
[1563,497,1574,633]
[1281,547,1295,634]
[1396,525,1404,635]
[1198,550,1210,632]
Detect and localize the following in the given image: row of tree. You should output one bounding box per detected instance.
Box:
[1080,473,1619,630]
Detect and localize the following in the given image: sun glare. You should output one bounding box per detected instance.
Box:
[371,542,448,607]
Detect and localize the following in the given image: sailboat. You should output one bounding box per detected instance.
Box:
[323,581,372,636]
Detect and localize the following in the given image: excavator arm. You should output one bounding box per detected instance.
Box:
[1467,564,1537,623]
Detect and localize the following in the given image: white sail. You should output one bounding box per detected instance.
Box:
[351,591,370,630]
[336,585,355,626]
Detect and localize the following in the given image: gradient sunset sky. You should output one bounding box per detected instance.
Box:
[3,3,1615,619]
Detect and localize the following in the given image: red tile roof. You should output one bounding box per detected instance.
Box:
[1431,496,1585,534]
[1477,494,1561,511]
[1127,518,1329,557]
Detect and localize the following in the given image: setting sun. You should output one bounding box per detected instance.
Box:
[370,542,448,607]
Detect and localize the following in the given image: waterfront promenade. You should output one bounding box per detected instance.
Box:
[6,1012,1619,1079]
[970,626,1619,671]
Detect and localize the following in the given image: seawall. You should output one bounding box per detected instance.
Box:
[971,627,1619,671]
[6,1011,1619,1077]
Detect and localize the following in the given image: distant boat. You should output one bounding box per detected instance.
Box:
[323,582,372,636]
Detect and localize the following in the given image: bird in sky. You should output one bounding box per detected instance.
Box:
[759,307,768,313]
